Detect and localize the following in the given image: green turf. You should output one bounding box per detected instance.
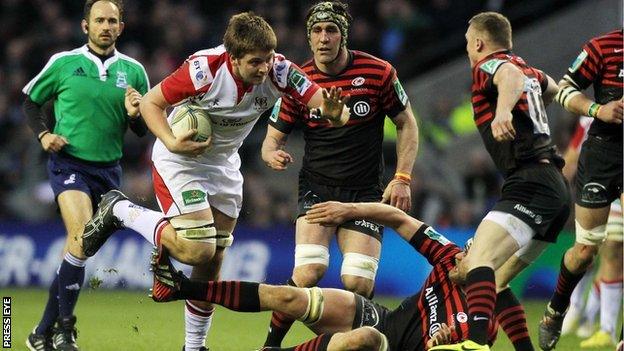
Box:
[4,288,615,350]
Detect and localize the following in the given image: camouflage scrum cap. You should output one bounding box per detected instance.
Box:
[306,1,351,47]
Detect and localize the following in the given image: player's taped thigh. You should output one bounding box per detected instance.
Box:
[294,244,330,267]
[341,252,379,281]
[216,230,234,247]
[483,210,535,248]
[575,220,607,245]
[514,239,548,265]
[169,217,216,243]
[298,287,325,326]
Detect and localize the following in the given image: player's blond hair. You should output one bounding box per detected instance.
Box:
[84,0,124,21]
[469,12,512,50]
[223,12,277,59]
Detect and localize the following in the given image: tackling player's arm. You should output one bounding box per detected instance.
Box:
[382,103,419,212]
[491,62,525,142]
[139,83,210,156]
[305,201,423,242]
[261,125,292,171]
[541,74,559,106]
[556,79,623,124]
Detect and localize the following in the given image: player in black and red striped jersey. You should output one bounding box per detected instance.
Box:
[151,201,501,351]
[261,1,419,347]
[539,29,623,350]
[430,12,569,351]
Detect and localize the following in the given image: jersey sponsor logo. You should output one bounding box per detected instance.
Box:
[216,117,255,127]
[115,71,128,88]
[181,189,206,206]
[570,50,588,73]
[479,59,505,75]
[393,79,408,106]
[619,69,624,78]
[425,286,441,336]
[456,312,468,323]
[72,67,86,77]
[269,98,282,123]
[352,76,365,86]
[189,57,212,90]
[424,227,450,245]
[288,69,312,96]
[352,101,370,117]
[63,174,76,185]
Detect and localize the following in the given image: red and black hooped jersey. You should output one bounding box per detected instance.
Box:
[385,226,498,350]
[269,50,409,187]
[563,29,623,140]
[471,51,557,175]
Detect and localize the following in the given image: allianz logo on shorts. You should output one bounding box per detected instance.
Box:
[63,174,76,185]
[513,204,542,224]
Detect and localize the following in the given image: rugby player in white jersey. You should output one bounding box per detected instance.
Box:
[82,12,349,351]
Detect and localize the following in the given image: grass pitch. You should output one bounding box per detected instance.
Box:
[5,288,615,350]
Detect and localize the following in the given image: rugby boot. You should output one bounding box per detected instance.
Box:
[182,346,209,351]
[580,330,615,348]
[150,246,186,302]
[26,327,54,351]
[428,340,490,350]
[538,303,565,351]
[82,190,127,257]
[52,315,79,351]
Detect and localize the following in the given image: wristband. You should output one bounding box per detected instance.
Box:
[394,172,411,184]
[37,130,50,142]
[587,103,601,118]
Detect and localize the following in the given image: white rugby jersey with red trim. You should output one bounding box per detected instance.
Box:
[153,44,319,161]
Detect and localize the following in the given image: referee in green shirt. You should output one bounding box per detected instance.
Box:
[22,1,149,350]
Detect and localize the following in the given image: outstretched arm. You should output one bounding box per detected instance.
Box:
[261,125,293,171]
[556,79,623,124]
[305,201,424,242]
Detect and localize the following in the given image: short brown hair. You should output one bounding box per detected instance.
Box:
[223,12,277,59]
[84,0,124,21]
[469,12,512,49]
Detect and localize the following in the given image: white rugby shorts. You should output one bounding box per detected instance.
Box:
[151,145,243,219]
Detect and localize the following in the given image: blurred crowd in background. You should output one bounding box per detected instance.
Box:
[0,0,581,229]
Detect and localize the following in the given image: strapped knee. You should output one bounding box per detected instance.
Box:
[341,253,379,280]
[169,218,217,243]
[575,220,607,245]
[298,287,324,326]
[294,244,329,267]
[216,230,234,247]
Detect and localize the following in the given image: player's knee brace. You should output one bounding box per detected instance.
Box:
[298,287,324,326]
[575,220,607,245]
[216,230,234,247]
[294,244,329,267]
[341,253,379,281]
[169,218,217,243]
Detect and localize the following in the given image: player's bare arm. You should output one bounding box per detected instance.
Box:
[140,83,211,156]
[557,79,623,124]
[261,125,293,171]
[306,201,423,241]
[307,86,351,127]
[541,74,559,106]
[491,62,524,141]
[382,103,418,212]
[124,85,142,118]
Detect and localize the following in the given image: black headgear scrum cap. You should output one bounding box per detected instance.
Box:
[306,1,352,47]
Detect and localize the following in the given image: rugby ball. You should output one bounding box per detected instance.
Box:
[170,104,212,142]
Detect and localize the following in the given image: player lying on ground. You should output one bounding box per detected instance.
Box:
[151,202,533,351]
